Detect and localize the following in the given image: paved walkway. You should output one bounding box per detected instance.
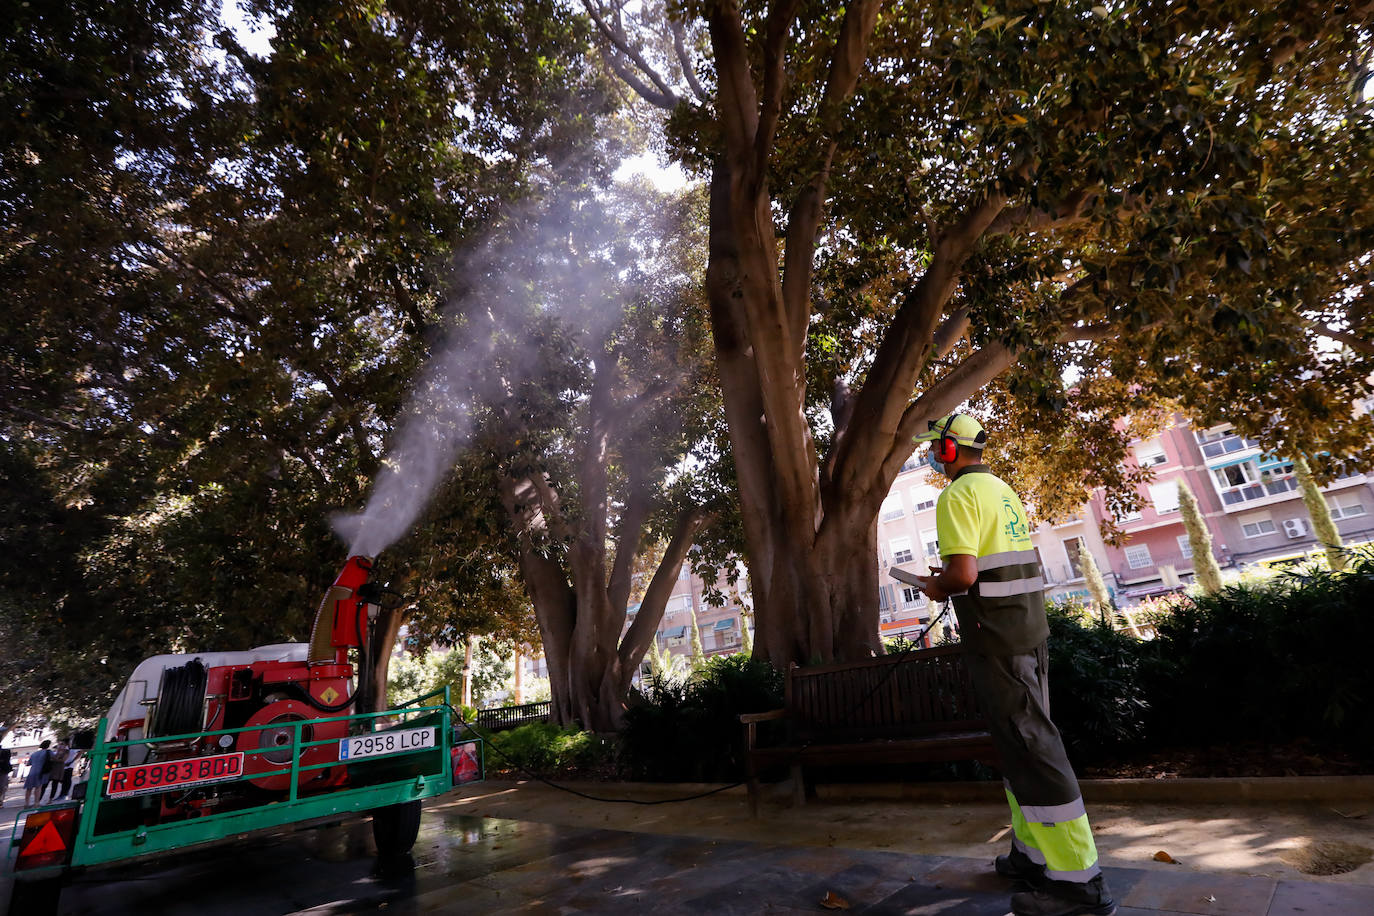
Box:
[34,804,1374,915]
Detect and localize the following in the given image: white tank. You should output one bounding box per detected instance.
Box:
[102,643,310,741]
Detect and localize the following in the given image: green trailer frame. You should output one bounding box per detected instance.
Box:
[6,686,483,880]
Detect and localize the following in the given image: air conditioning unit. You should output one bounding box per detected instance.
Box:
[1282,518,1308,539]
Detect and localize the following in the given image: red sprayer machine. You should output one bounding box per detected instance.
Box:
[105,555,378,791]
[5,556,484,913]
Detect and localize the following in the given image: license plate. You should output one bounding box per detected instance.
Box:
[339,726,436,761]
[107,753,245,798]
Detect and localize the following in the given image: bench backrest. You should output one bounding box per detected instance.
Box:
[786,645,985,743]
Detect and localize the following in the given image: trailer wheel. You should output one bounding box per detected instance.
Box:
[9,875,64,916]
[372,800,422,857]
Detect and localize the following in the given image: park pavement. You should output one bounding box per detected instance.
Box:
[21,776,1374,914]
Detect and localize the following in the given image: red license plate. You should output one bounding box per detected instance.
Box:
[106,753,245,798]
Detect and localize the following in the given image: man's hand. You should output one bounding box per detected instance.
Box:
[913,556,978,600]
[914,566,949,601]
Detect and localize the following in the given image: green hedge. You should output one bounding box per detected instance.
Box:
[618,654,783,781]
[1137,552,1374,756]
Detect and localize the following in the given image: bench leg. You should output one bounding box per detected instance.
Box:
[790,764,806,808]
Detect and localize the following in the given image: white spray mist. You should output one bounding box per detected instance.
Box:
[331,191,629,559]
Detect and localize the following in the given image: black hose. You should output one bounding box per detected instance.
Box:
[149,659,208,738]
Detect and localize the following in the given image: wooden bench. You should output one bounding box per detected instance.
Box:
[740,645,998,816]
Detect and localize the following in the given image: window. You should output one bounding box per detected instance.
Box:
[1328,494,1368,520]
[902,586,923,607]
[678,563,691,580]
[909,486,938,513]
[878,584,895,610]
[1134,441,1168,468]
[899,454,921,474]
[890,537,913,565]
[880,495,905,521]
[1062,538,1084,579]
[919,529,940,559]
[1177,534,1193,559]
[1113,505,1142,523]
[1148,482,1180,514]
[1213,461,1258,488]
[1125,544,1153,569]
[1242,518,1276,538]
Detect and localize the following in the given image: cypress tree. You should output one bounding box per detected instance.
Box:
[1178,479,1224,593]
[1293,453,1346,571]
[689,606,706,669]
[1078,536,1114,622]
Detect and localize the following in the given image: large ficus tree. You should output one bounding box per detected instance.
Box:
[585,0,1374,666]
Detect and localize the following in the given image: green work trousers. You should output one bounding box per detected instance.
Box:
[964,642,1101,883]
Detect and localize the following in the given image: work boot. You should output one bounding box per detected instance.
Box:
[994,845,1046,886]
[1010,874,1116,916]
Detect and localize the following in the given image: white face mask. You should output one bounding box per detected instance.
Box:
[924,448,947,477]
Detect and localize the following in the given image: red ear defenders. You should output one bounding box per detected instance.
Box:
[935,415,959,465]
[930,414,987,464]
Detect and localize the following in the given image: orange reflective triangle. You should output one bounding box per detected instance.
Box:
[25,819,68,856]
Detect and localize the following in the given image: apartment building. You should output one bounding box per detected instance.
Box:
[640,559,752,665]
[1094,419,1373,601]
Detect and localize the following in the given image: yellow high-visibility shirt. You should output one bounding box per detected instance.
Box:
[935,465,1048,655]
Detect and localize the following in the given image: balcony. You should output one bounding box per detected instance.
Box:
[1217,475,1298,507]
[1114,552,1196,583]
[1040,563,1083,586]
[1198,434,1258,459]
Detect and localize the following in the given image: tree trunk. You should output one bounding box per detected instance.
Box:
[503,470,707,733]
[366,604,405,712]
[461,635,474,708]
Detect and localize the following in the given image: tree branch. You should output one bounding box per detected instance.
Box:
[753,0,802,180]
[897,343,1018,444]
[617,506,711,688]
[706,1,762,159]
[583,1,681,109]
[670,19,709,102]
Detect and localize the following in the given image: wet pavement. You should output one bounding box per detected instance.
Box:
[16,802,1374,915]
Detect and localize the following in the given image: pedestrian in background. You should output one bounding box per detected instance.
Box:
[59,744,81,799]
[42,739,68,802]
[23,740,51,808]
[0,746,12,805]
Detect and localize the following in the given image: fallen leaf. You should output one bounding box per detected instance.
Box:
[1153,851,1177,863]
[820,891,852,910]
[1204,894,1217,903]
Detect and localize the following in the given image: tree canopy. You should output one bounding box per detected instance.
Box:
[585,0,1374,665]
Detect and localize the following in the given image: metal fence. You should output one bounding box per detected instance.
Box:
[475,701,551,732]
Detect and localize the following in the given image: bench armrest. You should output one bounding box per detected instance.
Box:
[738,709,787,724]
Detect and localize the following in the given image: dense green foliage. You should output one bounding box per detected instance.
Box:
[618,654,782,781]
[1045,602,1149,762]
[484,722,614,777]
[1138,553,1374,756]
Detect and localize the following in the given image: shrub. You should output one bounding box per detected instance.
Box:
[618,653,783,782]
[1044,600,1149,763]
[1138,551,1374,756]
[485,722,614,777]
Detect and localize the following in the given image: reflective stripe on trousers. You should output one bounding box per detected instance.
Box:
[965,644,1101,884]
[1005,783,1101,881]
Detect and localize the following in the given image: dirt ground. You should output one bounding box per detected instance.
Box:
[440,778,1374,888]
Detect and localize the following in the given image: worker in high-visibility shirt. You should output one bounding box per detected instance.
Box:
[912,413,1116,916]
